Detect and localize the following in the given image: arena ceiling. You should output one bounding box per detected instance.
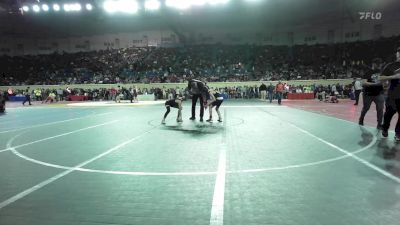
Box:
[0,0,399,39]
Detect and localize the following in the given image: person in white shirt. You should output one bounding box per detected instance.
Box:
[353,78,363,105]
[331,85,337,93]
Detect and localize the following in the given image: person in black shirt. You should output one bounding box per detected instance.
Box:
[378,47,400,140]
[22,87,32,106]
[259,83,267,101]
[162,96,183,124]
[133,87,138,103]
[267,83,274,103]
[359,60,384,129]
[188,79,209,122]
[0,92,5,113]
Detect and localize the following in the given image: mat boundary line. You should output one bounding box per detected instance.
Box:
[0,126,158,210]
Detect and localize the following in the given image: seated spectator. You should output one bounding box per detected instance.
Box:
[43,92,56,103]
[316,86,326,101]
[325,91,339,103]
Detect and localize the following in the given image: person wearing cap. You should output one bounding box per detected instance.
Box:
[162,96,183,124]
[378,47,400,140]
[188,79,209,122]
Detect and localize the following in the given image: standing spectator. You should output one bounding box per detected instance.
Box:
[41,89,47,104]
[275,81,285,105]
[353,78,363,105]
[254,85,259,99]
[111,87,117,101]
[34,88,42,101]
[337,83,344,98]
[267,83,274,103]
[259,83,267,101]
[284,83,290,99]
[130,87,138,103]
[331,84,337,94]
[133,87,138,102]
[168,89,174,100]
[56,88,64,101]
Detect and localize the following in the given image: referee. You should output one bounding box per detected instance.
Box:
[188,79,209,122]
[22,87,32,106]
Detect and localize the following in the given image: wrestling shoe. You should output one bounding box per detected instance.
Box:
[217,119,223,123]
[206,118,213,123]
[382,129,389,138]
[161,119,166,124]
[189,117,196,120]
[200,118,204,122]
[177,118,183,123]
[358,119,364,126]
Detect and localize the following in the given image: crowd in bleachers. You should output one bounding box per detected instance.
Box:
[0,47,150,86]
[1,35,400,86]
[1,82,353,103]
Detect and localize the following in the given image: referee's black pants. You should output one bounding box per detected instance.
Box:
[359,93,384,125]
[23,95,31,105]
[191,94,204,119]
[383,97,400,135]
[354,90,362,105]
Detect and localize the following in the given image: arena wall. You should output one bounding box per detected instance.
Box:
[1,5,399,56]
[0,29,177,56]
